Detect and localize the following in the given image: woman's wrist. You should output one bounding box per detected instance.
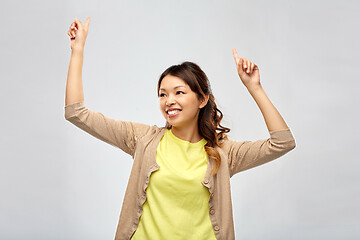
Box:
[246,83,263,93]
[71,47,84,54]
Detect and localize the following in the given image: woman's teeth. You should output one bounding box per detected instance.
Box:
[168,110,181,115]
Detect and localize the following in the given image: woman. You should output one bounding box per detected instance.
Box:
[65,18,296,240]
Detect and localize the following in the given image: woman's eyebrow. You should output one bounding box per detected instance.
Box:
[159,85,186,91]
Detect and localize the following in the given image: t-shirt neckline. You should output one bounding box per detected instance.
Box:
[168,129,207,146]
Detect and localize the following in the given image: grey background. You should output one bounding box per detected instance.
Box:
[1,0,359,239]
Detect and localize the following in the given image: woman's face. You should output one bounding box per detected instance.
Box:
[159,75,206,129]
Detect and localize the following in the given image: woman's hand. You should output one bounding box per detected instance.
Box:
[232,48,261,90]
[67,17,91,51]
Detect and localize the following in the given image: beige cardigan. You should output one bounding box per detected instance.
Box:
[64,101,296,240]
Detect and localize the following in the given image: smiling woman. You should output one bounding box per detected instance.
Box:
[157,63,229,176]
[65,18,296,240]
[159,75,208,141]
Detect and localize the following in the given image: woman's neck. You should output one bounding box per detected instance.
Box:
[170,125,203,143]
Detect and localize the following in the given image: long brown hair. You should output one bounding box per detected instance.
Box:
[157,61,230,175]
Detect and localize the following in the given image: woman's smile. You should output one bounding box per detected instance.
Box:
[167,110,181,118]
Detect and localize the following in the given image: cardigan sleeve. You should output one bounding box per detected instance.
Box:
[64,101,153,158]
[223,128,296,177]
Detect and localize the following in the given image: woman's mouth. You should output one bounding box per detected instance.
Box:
[167,109,182,118]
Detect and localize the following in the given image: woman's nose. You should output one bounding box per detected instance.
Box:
[166,96,175,106]
[166,100,174,106]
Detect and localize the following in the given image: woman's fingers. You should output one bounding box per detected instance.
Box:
[232,48,240,65]
[243,59,256,74]
[74,18,83,31]
[68,17,90,39]
[67,29,73,38]
[83,17,91,31]
[246,60,250,73]
[67,21,77,38]
[69,28,75,38]
[243,58,247,72]
[73,17,90,31]
[238,58,245,75]
[232,49,259,75]
[69,27,75,38]
[75,18,81,25]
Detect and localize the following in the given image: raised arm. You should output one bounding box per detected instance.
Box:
[65,17,91,106]
[64,18,154,157]
[225,49,296,176]
[232,48,289,132]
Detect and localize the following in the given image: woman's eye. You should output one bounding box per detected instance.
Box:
[159,93,166,97]
[177,91,184,94]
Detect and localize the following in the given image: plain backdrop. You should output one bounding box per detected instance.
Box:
[1,0,359,239]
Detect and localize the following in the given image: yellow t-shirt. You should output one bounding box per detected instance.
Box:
[131,128,217,239]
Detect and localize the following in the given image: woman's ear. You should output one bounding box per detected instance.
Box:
[199,94,210,109]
